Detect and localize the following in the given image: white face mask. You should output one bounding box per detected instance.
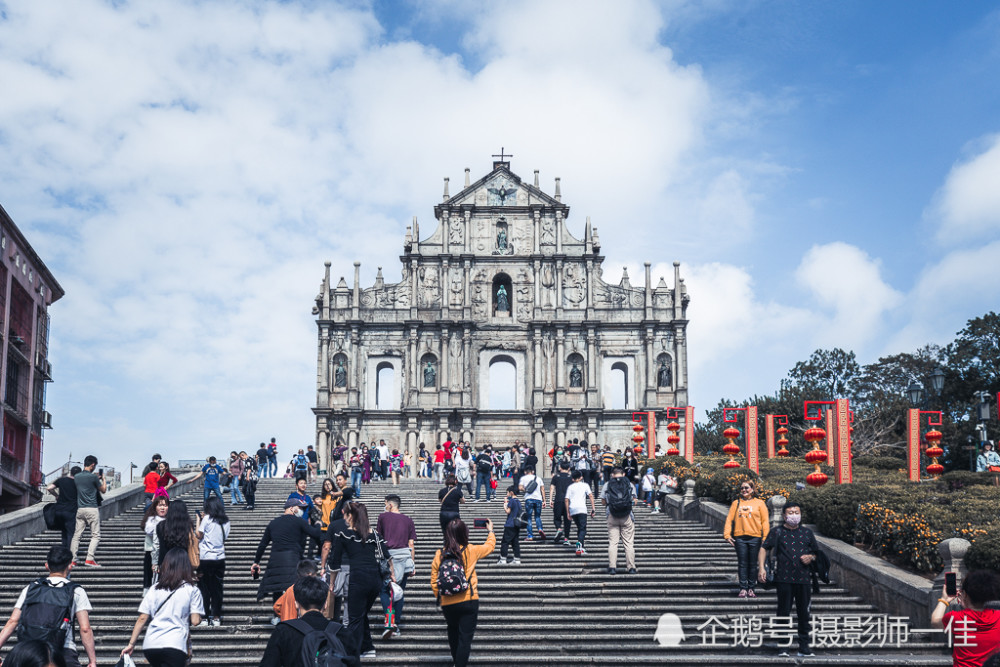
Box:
[293,508,304,518]
[784,513,802,526]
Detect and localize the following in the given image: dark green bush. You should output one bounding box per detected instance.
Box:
[965,531,1000,572]
[853,455,906,471]
[939,470,996,491]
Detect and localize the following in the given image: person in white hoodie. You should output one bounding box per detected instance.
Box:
[143,496,169,594]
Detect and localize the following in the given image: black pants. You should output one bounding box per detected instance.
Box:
[345,570,381,658]
[603,466,613,483]
[61,649,83,667]
[776,582,812,651]
[734,536,761,591]
[441,599,479,667]
[244,480,256,507]
[554,503,571,540]
[143,648,187,667]
[571,513,588,547]
[440,512,460,533]
[500,526,521,559]
[143,551,154,588]
[55,509,76,549]
[198,559,226,618]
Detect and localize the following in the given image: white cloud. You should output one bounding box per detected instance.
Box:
[930,134,1000,241]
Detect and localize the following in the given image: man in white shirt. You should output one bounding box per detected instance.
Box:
[0,545,97,667]
[564,470,596,555]
[518,465,546,540]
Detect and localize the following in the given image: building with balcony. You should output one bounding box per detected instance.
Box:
[0,202,64,514]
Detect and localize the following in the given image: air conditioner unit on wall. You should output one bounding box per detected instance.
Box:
[40,411,52,429]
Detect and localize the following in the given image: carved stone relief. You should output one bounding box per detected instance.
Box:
[449,268,464,307]
[562,264,586,308]
[540,264,555,308]
[419,266,440,308]
[449,219,464,246]
[540,219,555,245]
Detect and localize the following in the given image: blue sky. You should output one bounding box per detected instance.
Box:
[0,0,997,480]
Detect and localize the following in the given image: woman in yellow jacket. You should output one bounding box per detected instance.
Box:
[431,517,496,667]
[723,479,770,598]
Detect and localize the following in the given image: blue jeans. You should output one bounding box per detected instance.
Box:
[204,483,223,503]
[734,536,762,590]
[230,481,245,504]
[351,469,363,497]
[267,455,278,476]
[524,499,543,539]
[260,460,270,478]
[475,472,493,500]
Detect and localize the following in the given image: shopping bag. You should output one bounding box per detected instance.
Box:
[115,654,137,667]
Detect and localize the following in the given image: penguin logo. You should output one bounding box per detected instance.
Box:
[654,613,685,646]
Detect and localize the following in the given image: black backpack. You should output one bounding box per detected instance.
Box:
[606,477,634,518]
[17,578,76,650]
[476,456,492,475]
[436,550,470,597]
[286,618,350,667]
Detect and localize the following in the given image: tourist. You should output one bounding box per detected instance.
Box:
[602,466,638,575]
[228,451,246,505]
[142,496,169,594]
[520,447,539,479]
[377,440,390,480]
[640,468,656,506]
[252,499,322,610]
[318,478,338,544]
[350,448,363,497]
[566,470,596,556]
[621,450,640,494]
[0,545,97,667]
[330,472,356,523]
[931,569,1000,666]
[290,449,310,482]
[122,548,204,667]
[418,443,429,478]
[259,575,352,667]
[433,444,446,483]
[319,506,352,624]
[456,448,474,495]
[389,449,403,486]
[547,461,573,545]
[976,442,1000,487]
[361,444,373,486]
[430,518,496,667]
[306,445,319,482]
[497,485,522,565]
[241,450,259,510]
[46,466,80,549]
[518,465,546,541]
[474,446,495,502]
[286,478,318,559]
[154,500,196,570]
[257,442,271,479]
[1,640,69,667]
[724,480,769,598]
[192,456,226,503]
[654,467,678,513]
[196,496,231,626]
[70,455,105,567]
[403,448,412,479]
[439,474,465,532]
[329,502,388,660]
[272,559,321,623]
[142,462,162,507]
[141,453,163,477]
[268,438,280,477]
[601,446,616,484]
[376,494,417,637]
[757,501,819,657]
[155,461,178,498]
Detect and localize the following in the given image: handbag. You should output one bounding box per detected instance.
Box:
[989,466,1000,473]
[187,530,200,569]
[115,653,137,667]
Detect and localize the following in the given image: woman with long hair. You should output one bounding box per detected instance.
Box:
[455,448,473,495]
[621,450,639,493]
[155,461,177,498]
[3,639,68,667]
[227,450,245,506]
[240,450,258,510]
[318,478,337,537]
[360,444,372,485]
[196,496,231,625]
[723,479,769,598]
[390,449,403,486]
[122,548,204,667]
[142,496,169,593]
[438,474,466,532]
[431,518,496,667]
[155,500,195,570]
[329,502,389,661]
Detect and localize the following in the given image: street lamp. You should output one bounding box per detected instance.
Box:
[908,367,946,407]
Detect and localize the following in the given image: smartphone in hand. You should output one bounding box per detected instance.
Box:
[945,572,957,597]
[473,518,488,529]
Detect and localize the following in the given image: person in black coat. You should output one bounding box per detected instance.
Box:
[252,499,322,602]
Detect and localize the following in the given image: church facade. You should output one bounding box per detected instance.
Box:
[312,159,689,476]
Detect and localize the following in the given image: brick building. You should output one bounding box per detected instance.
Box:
[0,203,64,513]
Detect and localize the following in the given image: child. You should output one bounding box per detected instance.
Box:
[272,559,321,623]
[498,485,522,565]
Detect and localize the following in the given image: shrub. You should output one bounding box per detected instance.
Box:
[853,455,906,471]
[966,531,1000,572]
[939,470,996,491]
[790,483,884,543]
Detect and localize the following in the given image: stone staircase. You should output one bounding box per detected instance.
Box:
[0,478,952,665]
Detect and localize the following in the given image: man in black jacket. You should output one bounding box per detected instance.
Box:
[474,446,495,502]
[259,575,357,667]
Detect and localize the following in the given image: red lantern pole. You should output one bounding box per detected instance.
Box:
[776,426,790,457]
[723,406,760,473]
[630,411,656,458]
[665,406,696,463]
[765,414,789,459]
[906,409,943,481]
[805,400,854,484]
[803,426,829,486]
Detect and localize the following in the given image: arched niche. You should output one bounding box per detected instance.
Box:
[567,352,585,390]
[332,353,348,390]
[602,356,635,410]
[420,353,438,390]
[656,353,673,389]
[492,273,512,317]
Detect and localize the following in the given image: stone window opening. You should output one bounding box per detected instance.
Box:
[375,362,395,409]
[488,355,516,410]
[609,361,629,410]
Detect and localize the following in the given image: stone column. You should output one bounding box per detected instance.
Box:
[317,423,329,474]
[463,331,473,405]
[586,329,597,401]
[645,327,655,400]
[555,210,563,254]
[408,330,418,406]
[441,258,450,320]
[533,330,543,389]
[440,329,450,403]
[533,209,540,253]
[442,209,450,254]
[406,430,418,479]
[767,495,786,529]
[934,538,971,599]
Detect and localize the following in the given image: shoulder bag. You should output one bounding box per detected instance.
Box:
[187,529,200,569]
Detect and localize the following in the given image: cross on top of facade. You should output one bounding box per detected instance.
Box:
[492,146,514,162]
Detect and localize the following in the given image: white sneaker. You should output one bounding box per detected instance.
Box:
[496,558,508,565]
[198,619,209,626]
[211,618,221,626]
[511,558,521,565]
[361,650,377,658]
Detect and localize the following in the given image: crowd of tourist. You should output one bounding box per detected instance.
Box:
[2,440,998,667]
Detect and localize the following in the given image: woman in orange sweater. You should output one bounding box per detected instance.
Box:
[430,518,496,667]
[723,480,770,598]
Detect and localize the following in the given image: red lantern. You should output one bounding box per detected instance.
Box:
[776,426,790,457]
[632,422,645,445]
[924,429,944,479]
[665,422,681,456]
[804,426,828,487]
[722,426,741,469]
